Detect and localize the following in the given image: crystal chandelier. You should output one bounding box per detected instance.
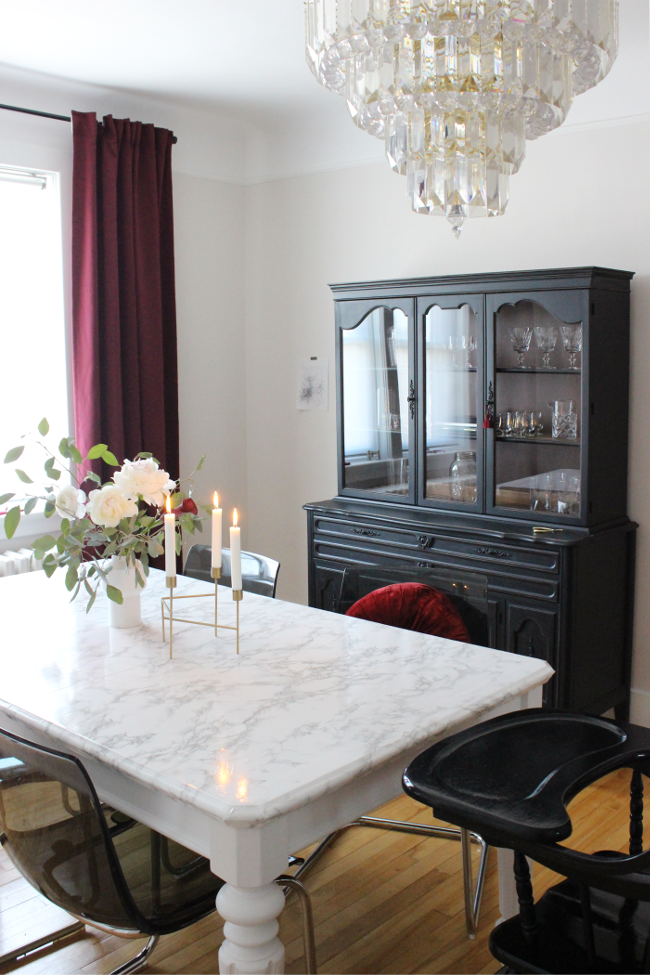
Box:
[305,1,618,236]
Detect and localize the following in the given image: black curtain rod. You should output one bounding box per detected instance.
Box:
[0,102,178,143]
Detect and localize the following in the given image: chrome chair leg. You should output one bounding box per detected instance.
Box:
[0,920,85,967]
[276,875,317,974]
[109,934,159,975]
[292,816,489,939]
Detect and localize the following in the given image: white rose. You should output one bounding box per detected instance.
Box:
[54,485,86,519]
[88,485,138,528]
[113,458,175,507]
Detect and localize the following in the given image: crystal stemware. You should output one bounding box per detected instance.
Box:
[561,325,582,369]
[534,326,558,368]
[508,327,533,368]
[461,335,476,368]
[528,411,544,437]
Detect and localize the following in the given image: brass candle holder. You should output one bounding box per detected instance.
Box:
[161,568,242,658]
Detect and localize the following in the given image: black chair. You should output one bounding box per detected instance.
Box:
[184,544,280,598]
[403,708,650,973]
[0,728,316,974]
[291,564,490,938]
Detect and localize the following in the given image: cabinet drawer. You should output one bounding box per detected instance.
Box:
[313,517,560,574]
[313,516,424,551]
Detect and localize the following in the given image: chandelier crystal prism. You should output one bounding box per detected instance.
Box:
[305,1,618,236]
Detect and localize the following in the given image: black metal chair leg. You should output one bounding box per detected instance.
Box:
[630,768,644,856]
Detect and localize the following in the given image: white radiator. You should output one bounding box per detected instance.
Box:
[0,549,43,577]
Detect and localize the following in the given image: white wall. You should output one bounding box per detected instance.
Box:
[243,118,650,722]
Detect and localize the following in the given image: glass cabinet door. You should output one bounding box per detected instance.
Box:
[486,291,586,522]
[418,298,483,509]
[338,300,415,502]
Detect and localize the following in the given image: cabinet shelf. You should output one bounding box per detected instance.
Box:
[496,435,580,447]
[496,367,581,375]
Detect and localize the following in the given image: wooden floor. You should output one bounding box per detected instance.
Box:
[0,767,638,975]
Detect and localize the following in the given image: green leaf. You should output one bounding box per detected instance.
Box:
[65,564,78,591]
[85,587,97,613]
[106,585,123,605]
[44,501,56,517]
[86,444,108,460]
[69,444,83,465]
[23,497,38,516]
[135,451,153,459]
[147,539,164,558]
[43,560,58,578]
[0,492,15,505]
[51,468,61,480]
[103,450,119,467]
[175,532,182,556]
[84,471,101,484]
[58,437,71,459]
[196,455,205,471]
[4,446,24,464]
[60,518,70,532]
[4,505,20,539]
[33,534,57,552]
[15,469,33,484]
[69,580,82,602]
[38,417,49,436]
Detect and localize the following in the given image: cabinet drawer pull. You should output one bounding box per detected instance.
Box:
[418,534,433,549]
[476,546,511,559]
[418,560,435,569]
[351,528,380,538]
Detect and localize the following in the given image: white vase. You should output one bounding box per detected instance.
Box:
[106,556,147,628]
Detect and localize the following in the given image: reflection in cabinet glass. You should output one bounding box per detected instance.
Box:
[495,299,583,518]
[425,305,478,504]
[342,308,410,496]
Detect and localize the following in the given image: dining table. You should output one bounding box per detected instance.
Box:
[0,567,552,974]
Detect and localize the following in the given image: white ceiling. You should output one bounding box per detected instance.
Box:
[0,0,648,183]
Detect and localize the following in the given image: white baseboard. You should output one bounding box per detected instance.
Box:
[629,688,650,728]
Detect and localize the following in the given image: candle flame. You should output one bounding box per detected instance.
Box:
[213,491,219,509]
[165,494,172,514]
[233,508,238,527]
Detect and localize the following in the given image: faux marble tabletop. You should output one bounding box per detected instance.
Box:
[0,570,552,827]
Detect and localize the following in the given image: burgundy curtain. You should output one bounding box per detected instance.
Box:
[71,111,179,482]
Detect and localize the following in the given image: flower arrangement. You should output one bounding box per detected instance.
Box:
[1,418,204,611]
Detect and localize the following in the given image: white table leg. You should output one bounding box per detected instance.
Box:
[217,882,286,974]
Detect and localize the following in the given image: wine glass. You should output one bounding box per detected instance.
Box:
[508,327,533,368]
[561,325,582,369]
[461,335,476,368]
[534,326,557,368]
[449,335,462,367]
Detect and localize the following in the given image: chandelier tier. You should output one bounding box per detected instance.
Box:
[305,1,618,235]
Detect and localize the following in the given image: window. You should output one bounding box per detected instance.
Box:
[0,167,68,501]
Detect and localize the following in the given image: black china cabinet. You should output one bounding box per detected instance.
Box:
[305,267,636,718]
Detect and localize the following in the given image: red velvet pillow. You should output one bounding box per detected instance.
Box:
[345,582,470,643]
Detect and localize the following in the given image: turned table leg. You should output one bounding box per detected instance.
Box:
[217,882,286,974]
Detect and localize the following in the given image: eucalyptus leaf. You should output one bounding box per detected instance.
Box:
[0,493,15,506]
[58,438,71,459]
[69,580,82,602]
[65,564,78,591]
[37,418,49,436]
[69,444,83,465]
[23,497,38,516]
[4,446,24,464]
[85,588,97,613]
[4,506,20,539]
[33,534,57,551]
[43,560,57,578]
[84,471,101,484]
[196,454,205,471]
[44,501,56,517]
[106,585,123,605]
[86,444,107,460]
[15,469,33,484]
[60,518,70,532]
[50,468,61,481]
[175,532,182,556]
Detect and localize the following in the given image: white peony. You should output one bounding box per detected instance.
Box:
[112,458,175,507]
[54,485,87,519]
[88,484,138,528]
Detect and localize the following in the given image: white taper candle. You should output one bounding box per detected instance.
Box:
[230,509,242,591]
[212,492,222,569]
[164,495,176,578]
